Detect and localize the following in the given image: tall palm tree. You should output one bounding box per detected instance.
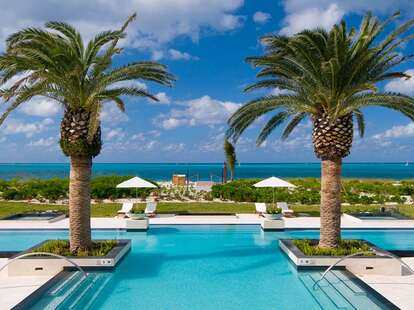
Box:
[0,14,175,253]
[227,12,414,248]
[224,138,237,181]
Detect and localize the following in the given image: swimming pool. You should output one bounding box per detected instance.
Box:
[2,226,412,309]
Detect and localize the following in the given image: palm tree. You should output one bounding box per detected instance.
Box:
[224,139,237,181]
[0,14,175,253]
[226,12,414,248]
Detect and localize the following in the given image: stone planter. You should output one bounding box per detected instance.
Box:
[261,218,284,230]
[127,212,146,220]
[7,239,131,276]
[125,218,149,231]
[279,239,405,276]
[264,213,282,220]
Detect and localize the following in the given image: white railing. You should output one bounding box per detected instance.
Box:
[0,252,87,278]
[313,250,414,290]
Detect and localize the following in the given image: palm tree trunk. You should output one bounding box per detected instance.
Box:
[319,158,342,248]
[69,156,92,253]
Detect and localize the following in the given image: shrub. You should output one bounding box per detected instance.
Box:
[293,239,373,256]
[33,239,117,257]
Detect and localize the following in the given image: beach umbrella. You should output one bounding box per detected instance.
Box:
[254,176,296,205]
[116,176,157,198]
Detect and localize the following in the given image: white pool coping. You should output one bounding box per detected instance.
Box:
[1,215,414,309]
[0,258,55,309]
[2,214,414,230]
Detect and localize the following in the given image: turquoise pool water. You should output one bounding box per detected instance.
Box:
[1,226,411,309]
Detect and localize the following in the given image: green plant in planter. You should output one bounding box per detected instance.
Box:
[33,239,117,257]
[293,239,373,256]
[128,205,146,219]
[266,206,282,214]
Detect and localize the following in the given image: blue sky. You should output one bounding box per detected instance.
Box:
[1,0,414,163]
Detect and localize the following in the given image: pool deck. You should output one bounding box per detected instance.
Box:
[1,215,414,309]
[1,213,414,230]
[0,258,53,310]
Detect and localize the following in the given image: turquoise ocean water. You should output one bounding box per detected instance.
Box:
[0,162,413,180]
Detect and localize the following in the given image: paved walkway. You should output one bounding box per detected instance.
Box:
[1,214,414,230]
[0,258,54,310]
[357,257,414,310]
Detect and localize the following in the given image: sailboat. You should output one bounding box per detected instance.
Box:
[405,161,409,166]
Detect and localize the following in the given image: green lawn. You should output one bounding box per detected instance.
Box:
[0,201,412,218]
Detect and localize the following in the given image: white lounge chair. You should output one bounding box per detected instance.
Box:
[255,203,267,214]
[145,201,157,217]
[117,202,133,217]
[277,202,294,216]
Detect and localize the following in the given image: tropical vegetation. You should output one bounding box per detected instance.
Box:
[33,239,117,257]
[0,14,174,253]
[293,239,373,256]
[226,12,414,248]
[224,139,237,181]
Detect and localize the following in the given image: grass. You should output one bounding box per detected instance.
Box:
[0,201,412,218]
[293,239,374,256]
[33,239,117,257]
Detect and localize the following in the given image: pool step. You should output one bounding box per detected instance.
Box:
[31,272,112,310]
[299,271,384,310]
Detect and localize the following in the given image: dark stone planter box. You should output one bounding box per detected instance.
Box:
[279,239,405,275]
[7,239,131,276]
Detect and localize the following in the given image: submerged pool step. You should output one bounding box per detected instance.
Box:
[300,271,385,310]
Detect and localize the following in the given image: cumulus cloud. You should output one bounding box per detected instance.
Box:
[373,123,414,140]
[1,118,53,138]
[278,0,414,36]
[280,3,343,36]
[151,49,197,61]
[0,0,245,50]
[150,92,171,104]
[253,11,271,24]
[156,95,241,130]
[385,69,414,96]
[20,99,61,117]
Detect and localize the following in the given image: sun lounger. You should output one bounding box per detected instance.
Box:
[145,201,157,217]
[255,202,267,214]
[277,202,294,216]
[117,202,133,217]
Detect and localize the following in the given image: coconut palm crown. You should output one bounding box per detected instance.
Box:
[0,14,175,252]
[227,12,414,248]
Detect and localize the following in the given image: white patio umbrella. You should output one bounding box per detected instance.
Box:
[116,176,157,198]
[254,176,296,205]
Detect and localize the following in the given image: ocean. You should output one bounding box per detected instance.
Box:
[0,163,413,180]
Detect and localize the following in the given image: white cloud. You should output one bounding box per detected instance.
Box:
[150,92,171,104]
[151,50,164,61]
[28,137,56,147]
[385,69,414,96]
[20,99,61,117]
[280,3,343,36]
[105,128,125,140]
[279,1,414,36]
[151,49,197,61]
[253,11,271,24]
[101,104,129,123]
[157,95,241,130]
[162,142,185,152]
[168,49,196,60]
[0,1,245,50]
[1,118,53,138]
[373,123,414,140]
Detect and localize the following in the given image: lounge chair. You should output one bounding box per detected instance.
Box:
[277,202,294,216]
[117,202,133,217]
[255,203,267,215]
[145,201,157,217]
